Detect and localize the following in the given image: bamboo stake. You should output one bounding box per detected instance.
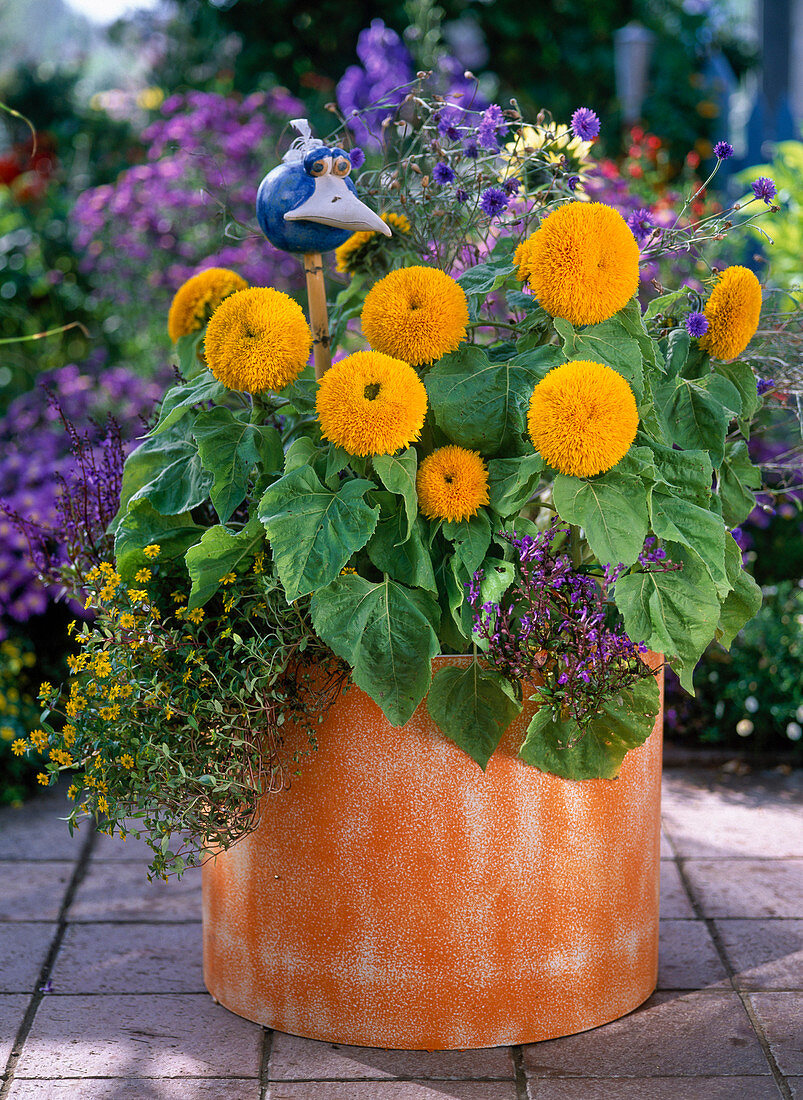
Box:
[303,251,331,379]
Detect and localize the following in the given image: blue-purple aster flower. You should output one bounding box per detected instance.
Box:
[570,107,600,142]
[348,147,366,169]
[456,187,469,203]
[479,187,508,218]
[462,138,479,160]
[432,161,455,185]
[566,175,580,191]
[502,177,521,196]
[751,176,777,204]
[627,208,653,244]
[713,140,734,160]
[756,377,775,396]
[685,312,709,338]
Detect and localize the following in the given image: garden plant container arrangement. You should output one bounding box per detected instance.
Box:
[24,83,783,1049]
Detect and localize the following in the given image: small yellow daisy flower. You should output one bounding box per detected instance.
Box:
[143,544,161,559]
[11,739,27,756]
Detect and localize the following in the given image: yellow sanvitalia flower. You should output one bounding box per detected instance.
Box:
[361,266,469,366]
[527,360,639,478]
[316,351,428,457]
[515,202,640,326]
[417,446,489,522]
[204,287,312,394]
[699,266,763,361]
[167,268,248,343]
[335,212,411,274]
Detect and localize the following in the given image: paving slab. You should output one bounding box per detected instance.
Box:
[747,992,803,1077]
[520,992,769,1078]
[525,1078,782,1099]
[715,919,803,991]
[0,862,74,921]
[0,787,84,862]
[7,1080,262,1099]
[0,994,29,1066]
[13,994,262,1078]
[92,829,156,862]
[683,860,803,918]
[789,1079,803,1099]
[267,1085,517,1099]
[268,1032,515,1080]
[660,832,673,858]
[661,770,803,859]
[50,921,205,994]
[657,920,729,989]
[0,922,56,992]
[659,860,696,918]
[67,861,202,923]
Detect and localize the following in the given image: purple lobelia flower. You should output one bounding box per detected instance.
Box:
[570,107,600,141]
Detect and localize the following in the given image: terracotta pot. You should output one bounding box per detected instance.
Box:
[203,654,663,1050]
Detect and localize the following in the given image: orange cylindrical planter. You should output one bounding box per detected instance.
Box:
[203,655,663,1050]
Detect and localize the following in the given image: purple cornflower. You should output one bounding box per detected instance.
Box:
[437,112,461,141]
[502,177,521,196]
[627,208,654,244]
[456,187,469,203]
[479,187,508,218]
[566,175,580,191]
[462,138,479,160]
[349,147,366,169]
[685,311,709,338]
[756,377,775,396]
[477,104,506,150]
[752,176,777,204]
[570,107,600,142]
[432,161,455,185]
[713,140,734,160]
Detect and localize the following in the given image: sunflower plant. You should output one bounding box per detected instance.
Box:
[30,96,789,869]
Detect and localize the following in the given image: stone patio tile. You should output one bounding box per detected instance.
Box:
[660,832,673,858]
[14,994,262,1078]
[661,771,803,859]
[92,829,156,862]
[525,1078,781,1099]
[747,992,803,1077]
[789,1079,803,1100]
[683,860,803,918]
[0,922,56,992]
[268,1032,515,1080]
[657,920,728,989]
[0,995,29,1065]
[50,922,204,994]
[268,1085,517,1099]
[7,1080,261,1099]
[660,860,695,918]
[67,861,202,922]
[715,920,803,991]
[0,787,84,862]
[521,992,768,1077]
[0,862,74,921]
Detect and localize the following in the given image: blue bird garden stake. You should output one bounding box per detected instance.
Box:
[256,119,391,378]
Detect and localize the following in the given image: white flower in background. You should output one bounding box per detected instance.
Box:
[786,722,802,741]
[744,696,759,713]
[736,719,754,737]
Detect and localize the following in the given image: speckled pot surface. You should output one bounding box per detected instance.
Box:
[202,654,663,1050]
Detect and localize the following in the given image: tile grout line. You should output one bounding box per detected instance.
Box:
[511,1044,529,1100]
[259,1027,274,1100]
[663,822,793,1100]
[0,820,98,1098]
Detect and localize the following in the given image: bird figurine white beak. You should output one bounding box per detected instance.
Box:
[284,173,392,235]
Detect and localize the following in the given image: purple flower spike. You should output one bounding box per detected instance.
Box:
[713,140,734,160]
[686,312,709,338]
[479,187,508,218]
[432,161,455,185]
[752,176,777,204]
[349,147,366,169]
[570,107,600,141]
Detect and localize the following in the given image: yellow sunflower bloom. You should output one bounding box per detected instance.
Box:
[361,266,469,366]
[527,360,639,478]
[699,266,763,361]
[204,287,312,394]
[516,202,639,326]
[417,446,489,522]
[335,212,411,275]
[167,267,248,343]
[316,351,428,457]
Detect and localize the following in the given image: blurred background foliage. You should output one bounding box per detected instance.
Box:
[0,0,799,800]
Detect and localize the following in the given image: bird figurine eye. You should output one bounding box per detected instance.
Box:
[331,154,352,178]
[309,159,329,178]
